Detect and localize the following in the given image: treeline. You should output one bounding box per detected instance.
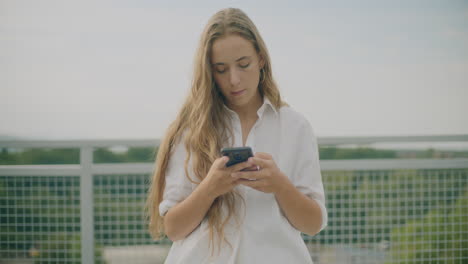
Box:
[319,147,396,159]
[0,147,157,165]
[2,146,463,165]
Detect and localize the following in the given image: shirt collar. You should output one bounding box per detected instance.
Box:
[223,96,278,119]
[257,97,278,118]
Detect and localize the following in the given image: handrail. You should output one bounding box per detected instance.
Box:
[1,158,467,175]
[0,134,467,148]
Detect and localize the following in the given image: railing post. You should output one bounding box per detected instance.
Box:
[80,146,94,264]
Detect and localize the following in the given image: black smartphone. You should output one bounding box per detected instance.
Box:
[221,146,254,167]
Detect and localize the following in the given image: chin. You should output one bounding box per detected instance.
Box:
[225,89,258,107]
[231,96,251,106]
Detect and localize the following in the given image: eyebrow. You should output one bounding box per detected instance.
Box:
[212,56,251,66]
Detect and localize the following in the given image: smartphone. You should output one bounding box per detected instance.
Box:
[221,147,253,166]
[220,147,258,171]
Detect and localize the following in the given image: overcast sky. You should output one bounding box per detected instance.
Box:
[1,0,467,140]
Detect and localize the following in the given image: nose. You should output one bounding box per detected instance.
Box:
[229,68,241,87]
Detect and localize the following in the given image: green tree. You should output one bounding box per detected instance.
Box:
[0,176,105,263]
[319,147,397,160]
[0,148,79,165]
[387,190,468,263]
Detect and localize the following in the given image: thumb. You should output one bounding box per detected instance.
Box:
[217,156,229,169]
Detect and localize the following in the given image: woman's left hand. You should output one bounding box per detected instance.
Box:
[232,152,291,194]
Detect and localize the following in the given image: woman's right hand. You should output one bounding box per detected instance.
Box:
[200,156,253,199]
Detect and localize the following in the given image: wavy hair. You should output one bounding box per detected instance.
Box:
[145,7,287,256]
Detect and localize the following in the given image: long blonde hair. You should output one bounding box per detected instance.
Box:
[145,7,287,254]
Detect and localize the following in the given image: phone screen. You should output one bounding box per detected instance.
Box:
[221,147,253,167]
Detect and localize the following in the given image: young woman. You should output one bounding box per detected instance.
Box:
[146,7,327,264]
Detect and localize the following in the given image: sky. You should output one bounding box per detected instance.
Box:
[1,0,467,140]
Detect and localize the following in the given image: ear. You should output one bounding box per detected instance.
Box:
[258,55,265,69]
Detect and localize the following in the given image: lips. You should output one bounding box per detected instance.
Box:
[231,89,246,96]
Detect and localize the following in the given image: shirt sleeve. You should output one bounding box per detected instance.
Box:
[291,119,328,232]
[158,138,194,217]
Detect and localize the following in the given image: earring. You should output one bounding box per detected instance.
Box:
[260,68,265,83]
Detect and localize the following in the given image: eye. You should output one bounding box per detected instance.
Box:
[214,66,226,74]
[239,63,250,68]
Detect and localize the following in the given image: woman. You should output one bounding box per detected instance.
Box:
[145,7,327,264]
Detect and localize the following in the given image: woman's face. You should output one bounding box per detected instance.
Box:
[211,34,264,109]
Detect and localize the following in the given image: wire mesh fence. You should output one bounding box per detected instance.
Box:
[1,168,466,264]
[93,173,169,264]
[305,168,468,263]
[0,176,81,264]
[0,138,467,264]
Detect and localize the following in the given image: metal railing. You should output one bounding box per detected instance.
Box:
[0,135,467,264]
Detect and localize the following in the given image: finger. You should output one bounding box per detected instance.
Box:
[232,178,247,187]
[241,165,259,171]
[255,152,273,160]
[238,179,264,189]
[232,170,264,180]
[247,157,269,168]
[228,160,254,172]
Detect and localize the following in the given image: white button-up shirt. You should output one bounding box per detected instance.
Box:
[159,97,327,264]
